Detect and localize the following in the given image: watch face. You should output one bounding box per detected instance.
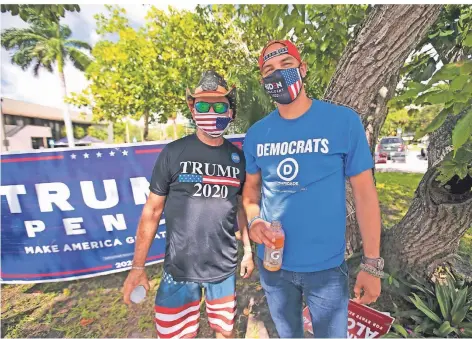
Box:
[378,258,384,270]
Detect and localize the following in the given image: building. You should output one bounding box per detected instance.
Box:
[1,97,97,152]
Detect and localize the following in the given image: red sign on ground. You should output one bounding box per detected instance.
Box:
[303,300,395,338]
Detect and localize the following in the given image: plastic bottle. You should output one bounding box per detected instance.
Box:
[263,220,285,271]
[130,285,146,304]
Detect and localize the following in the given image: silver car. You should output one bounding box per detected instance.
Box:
[377,137,407,162]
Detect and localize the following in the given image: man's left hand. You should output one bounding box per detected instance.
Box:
[240,253,254,279]
[353,270,381,304]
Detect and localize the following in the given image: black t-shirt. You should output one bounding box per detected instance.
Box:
[150,134,246,282]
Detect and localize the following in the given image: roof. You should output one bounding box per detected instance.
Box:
[79,135,105,143]
[1,97,94,124]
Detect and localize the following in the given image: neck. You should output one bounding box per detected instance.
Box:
[277,89,313,120]
[196,128,224,146]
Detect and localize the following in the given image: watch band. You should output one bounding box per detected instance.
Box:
[362,256,383,269]
[360,263,385,278]
[248,216,263,229]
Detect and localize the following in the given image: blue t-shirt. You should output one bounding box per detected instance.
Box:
[243,99,373,272]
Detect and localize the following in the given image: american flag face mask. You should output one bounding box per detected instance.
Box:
[193,110,232,138]
[262,67,303,105]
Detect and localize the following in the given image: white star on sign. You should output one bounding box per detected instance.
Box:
[109,151,115,156]
[83,153,89,159]
[70,154,77,159]
[122,150,128,156]
[96,152,102,158]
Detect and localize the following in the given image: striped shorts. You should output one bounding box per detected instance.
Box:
[154,271,236,339]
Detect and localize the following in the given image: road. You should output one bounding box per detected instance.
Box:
[375,150,428,174]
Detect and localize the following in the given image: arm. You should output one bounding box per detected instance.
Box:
[237,196,252,250]
[242,172,262,223]
[350,169,382,304]
[123,192,166,304]
[242,172,275,248]
[349,170,381,258]
[131,192,166,267]
[123,146,171,305]
[237,196,255,278]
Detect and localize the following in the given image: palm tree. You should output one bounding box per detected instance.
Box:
[1,10,92,147]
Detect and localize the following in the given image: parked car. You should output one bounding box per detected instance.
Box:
[377,137,407,162]
[375,151,388,164]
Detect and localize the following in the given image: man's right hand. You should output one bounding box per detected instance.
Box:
[249,219,276,249]
[123,269,150,305]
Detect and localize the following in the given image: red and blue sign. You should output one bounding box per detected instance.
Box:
[1,135,244,283]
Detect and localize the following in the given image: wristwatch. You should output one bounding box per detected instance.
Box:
[361,256,384,270]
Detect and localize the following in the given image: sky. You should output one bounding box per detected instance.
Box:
[0,4,195,110]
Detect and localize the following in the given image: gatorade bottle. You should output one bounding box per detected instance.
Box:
[263,220,285,271]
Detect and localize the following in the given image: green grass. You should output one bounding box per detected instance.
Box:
[376,172,423,228]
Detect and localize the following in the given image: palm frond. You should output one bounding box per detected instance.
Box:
[10,46,35,70]
[59,24,72,40]
[64,39,92,51]
[65,47,92,71]
[33,61,42,77]
[1,28,47,49]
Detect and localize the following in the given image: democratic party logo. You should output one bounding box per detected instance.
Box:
[231,153,240,164]
[276,158,299,182]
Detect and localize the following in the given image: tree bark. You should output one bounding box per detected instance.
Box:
[143,110,150,141]
[171,118,178,140]
[58,69,75,147]
[382,112,472,278]
[323,5,442,257]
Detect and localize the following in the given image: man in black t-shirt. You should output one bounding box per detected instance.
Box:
[123,71,254,339]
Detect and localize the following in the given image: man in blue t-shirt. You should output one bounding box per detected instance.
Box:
[242,40,384,338]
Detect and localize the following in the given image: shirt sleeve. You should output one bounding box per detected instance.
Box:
[344,113,374,177]
[149,145,172,196]
[243,130,260,174]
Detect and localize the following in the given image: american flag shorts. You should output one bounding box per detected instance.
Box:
[154,271,236,339]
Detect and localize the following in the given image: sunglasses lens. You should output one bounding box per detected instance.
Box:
[195,102,210,113]
[213,102,229,114]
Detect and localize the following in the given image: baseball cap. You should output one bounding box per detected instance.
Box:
[258,40,302,70]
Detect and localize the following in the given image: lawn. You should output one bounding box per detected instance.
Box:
[1,172,470,338]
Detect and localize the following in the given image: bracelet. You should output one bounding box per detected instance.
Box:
[360,263,385,278]
[131,265,146,270]
[248,216,263,229]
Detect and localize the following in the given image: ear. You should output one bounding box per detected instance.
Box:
[186,88,195,113]
[300,62,308,79]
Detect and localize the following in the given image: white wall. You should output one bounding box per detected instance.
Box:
[4,125,52,152]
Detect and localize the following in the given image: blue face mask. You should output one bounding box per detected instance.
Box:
[262,67,303,105]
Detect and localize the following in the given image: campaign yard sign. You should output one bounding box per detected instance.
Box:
[303,300,395,338]
[1,135,244,283]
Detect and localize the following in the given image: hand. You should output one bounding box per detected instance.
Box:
[249,219,276,249]
[123,269,150,305]
[353,270,381,304]
[240,252,255,279]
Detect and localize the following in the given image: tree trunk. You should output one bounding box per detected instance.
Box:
[172,118,178,140]
[143,110,150,141]
[382,112,472,278]
[323,5,442,257]
[58,69,75,148]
